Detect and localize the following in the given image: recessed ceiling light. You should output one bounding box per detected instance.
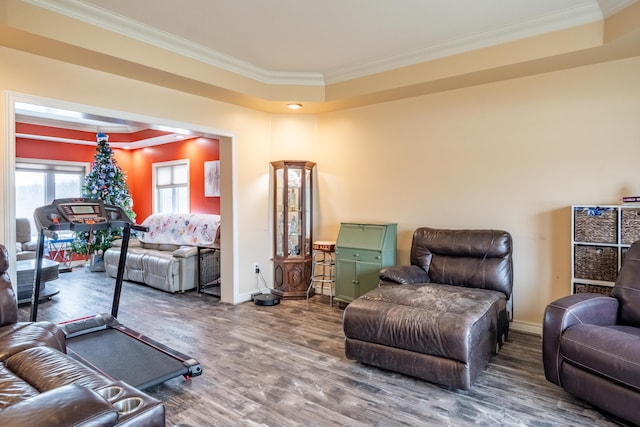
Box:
[154,125,191,134]
[287,103,302,110]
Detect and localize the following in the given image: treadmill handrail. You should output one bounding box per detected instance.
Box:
[111,223,148,317]
[111,223,130,318]
[29,227,48,322]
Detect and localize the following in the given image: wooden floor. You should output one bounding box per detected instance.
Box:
[18,267,627,427]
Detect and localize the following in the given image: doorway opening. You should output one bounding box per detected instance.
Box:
[4,92,237,303]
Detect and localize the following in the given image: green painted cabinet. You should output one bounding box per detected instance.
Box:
[334,223,397,304]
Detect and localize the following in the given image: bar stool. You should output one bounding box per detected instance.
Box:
[307,241,336,305]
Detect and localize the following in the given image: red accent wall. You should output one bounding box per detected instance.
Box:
[129,137,220,220]
[16,138,98,161]
[15,130,220,223]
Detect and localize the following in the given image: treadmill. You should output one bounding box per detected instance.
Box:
[30,198,203,390]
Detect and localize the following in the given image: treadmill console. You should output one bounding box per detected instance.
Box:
[58,200,108,225]
[34,198,133,232]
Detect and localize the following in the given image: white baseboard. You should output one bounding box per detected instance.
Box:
[511,320,542,336]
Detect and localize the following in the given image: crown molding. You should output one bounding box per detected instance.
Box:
[21,0,636,87]
[599,0,638,17]
[15,131,182,149]
[16,115,141,133]
[23,0,326,86]
[324,3,605,84]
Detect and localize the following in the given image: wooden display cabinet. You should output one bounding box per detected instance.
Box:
[271,160,316,298]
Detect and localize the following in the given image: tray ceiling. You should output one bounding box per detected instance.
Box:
[33,0,637,84]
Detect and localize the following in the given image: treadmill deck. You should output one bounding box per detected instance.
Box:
[67,327,192,390]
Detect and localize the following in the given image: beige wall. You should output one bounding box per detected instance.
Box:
[0,45,275,305]
[2,43,640,331]
[309,55,640,331]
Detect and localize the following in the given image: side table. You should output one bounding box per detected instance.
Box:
[16,258,61,304]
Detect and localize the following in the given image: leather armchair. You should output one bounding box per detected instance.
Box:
[16,218,37,261]
[343,227,513,389]
[543,240,640,426]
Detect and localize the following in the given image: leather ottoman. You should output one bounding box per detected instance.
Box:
[344,283,507,389]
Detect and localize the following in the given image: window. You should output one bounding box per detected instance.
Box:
[153,160,189,213]
[16,159,89,236]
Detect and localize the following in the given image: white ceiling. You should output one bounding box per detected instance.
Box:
[33,0,637,85]
[16,0,639,145]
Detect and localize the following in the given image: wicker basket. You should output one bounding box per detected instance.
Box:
[621,208,640,244]
[574,245,618,282]
[573,283,613,296]
[574,207,618,243]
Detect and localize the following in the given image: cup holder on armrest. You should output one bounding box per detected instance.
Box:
[96,381,163,424]
[113,397,144,416]
[95,385,124,402]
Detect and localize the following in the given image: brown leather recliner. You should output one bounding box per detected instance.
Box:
[343,227,513,390]
[543,240,640,426]
[0,244,166,426]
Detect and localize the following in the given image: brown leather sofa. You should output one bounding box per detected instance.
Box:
[543,240,640,426]
[343,227,513,390]
[0,244,166,427]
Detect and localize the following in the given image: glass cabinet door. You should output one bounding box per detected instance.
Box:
[275,168,284,256]
[287,167,302,256]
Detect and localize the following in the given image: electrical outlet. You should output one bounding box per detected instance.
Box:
[253,263,260,274]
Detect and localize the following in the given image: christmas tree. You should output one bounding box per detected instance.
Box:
[71,132,136,256]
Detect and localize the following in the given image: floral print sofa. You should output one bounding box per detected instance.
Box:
[103,213,220,293]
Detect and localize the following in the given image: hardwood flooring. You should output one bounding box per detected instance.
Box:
[18,267,627,427]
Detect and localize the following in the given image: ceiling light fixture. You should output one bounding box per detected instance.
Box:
[153,125,192,135]
[287,103,302,110]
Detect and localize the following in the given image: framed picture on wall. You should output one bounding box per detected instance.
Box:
[204,160,220,197]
